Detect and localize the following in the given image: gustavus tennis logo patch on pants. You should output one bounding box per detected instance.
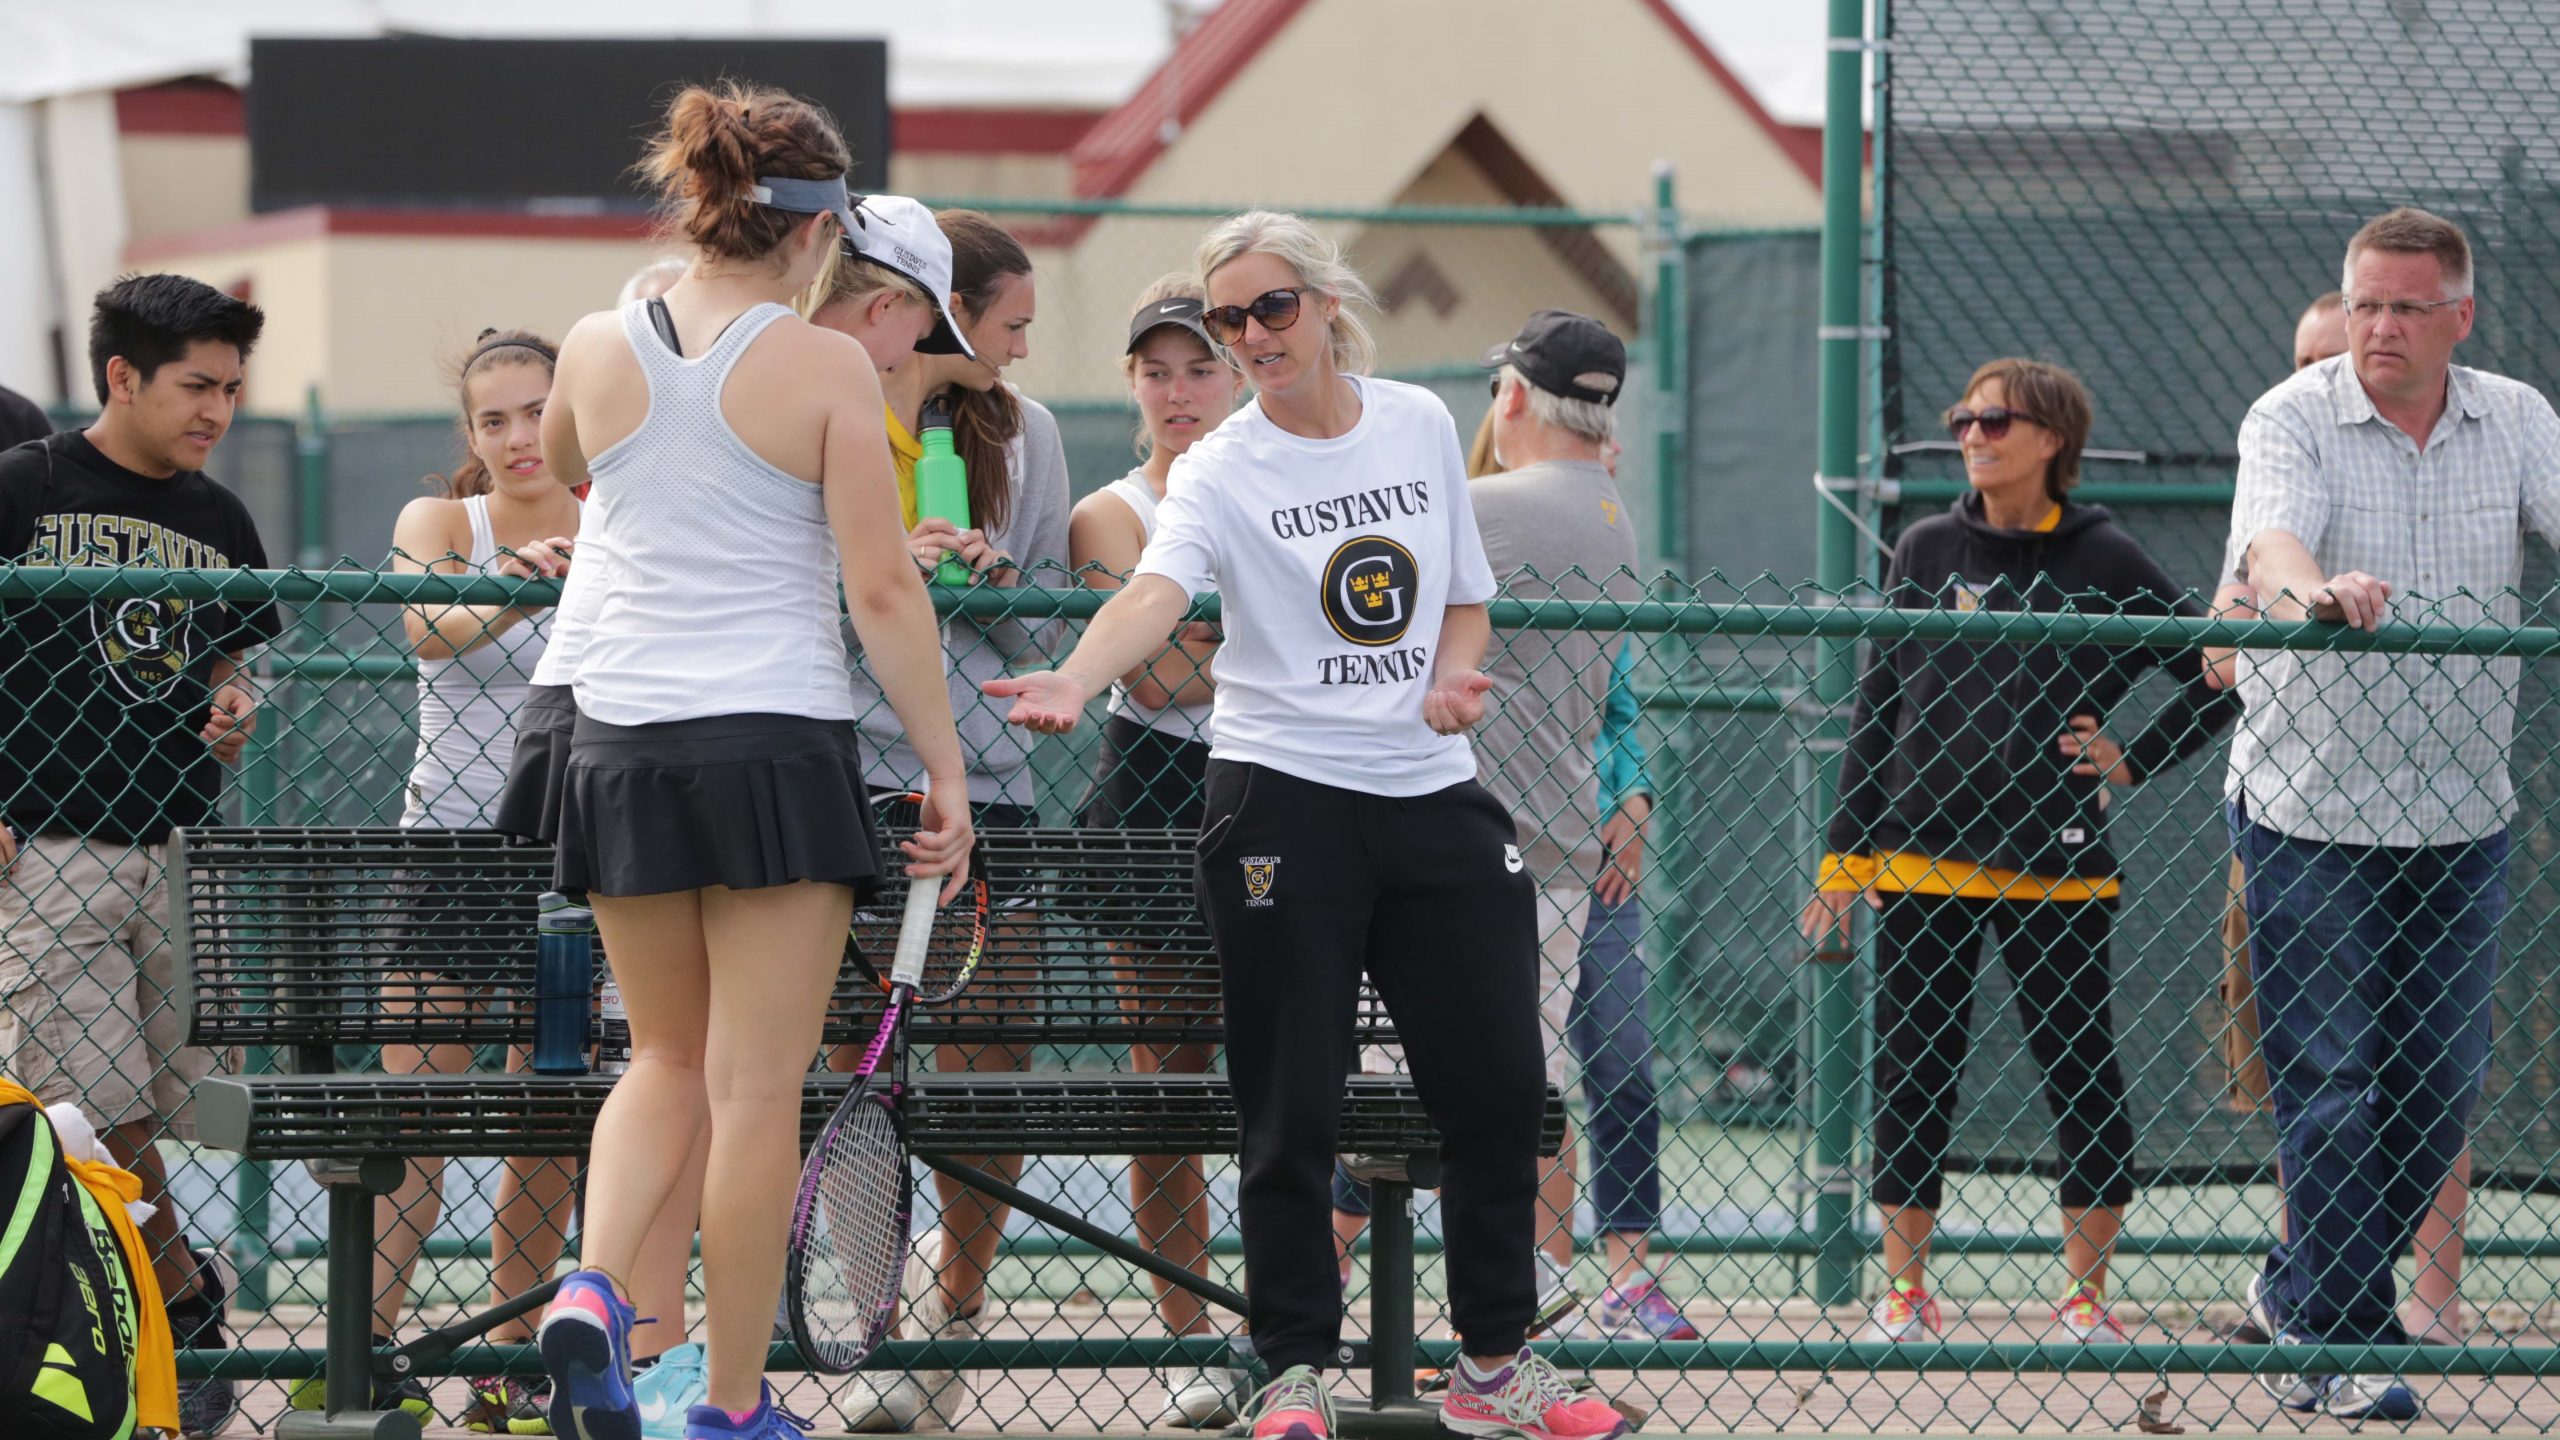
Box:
[1241,856,1280,907]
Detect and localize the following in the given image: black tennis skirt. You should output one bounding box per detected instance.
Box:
[553,710,885,899]
[492,683,579,844]
[1079,713,1210,832]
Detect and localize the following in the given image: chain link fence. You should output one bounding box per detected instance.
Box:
[15,16,2560,1421]
[6,560,2560,1433]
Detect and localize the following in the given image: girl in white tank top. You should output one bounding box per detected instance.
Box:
[528,92,968,1437]
[387,330,583,828]
[1068,287,1244,760]
[1062,283,1249,1428]
[376,329,583,1410]
[402,492,578,825]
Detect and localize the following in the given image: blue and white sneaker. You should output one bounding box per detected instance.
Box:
[2323,1374,2422,1422]
[636,1344,709,1440]
[539,1269,642,1440]
[2245,1271,2325,1413]
[683,1381,817,1440]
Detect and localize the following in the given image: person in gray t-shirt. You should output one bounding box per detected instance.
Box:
[1471,310,1681,1334]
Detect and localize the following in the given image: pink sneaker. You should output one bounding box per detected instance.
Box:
[1861,1284,1942,1343]
[1244,1365,1334,1440]
[2054,1282,2129,1342]
[1441,1348,1634,1440]
[1594,1279,1701,1341]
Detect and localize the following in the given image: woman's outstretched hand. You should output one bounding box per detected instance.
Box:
[982,670,1090,734]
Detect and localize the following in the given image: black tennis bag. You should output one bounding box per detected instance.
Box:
[0,1090,144,1439]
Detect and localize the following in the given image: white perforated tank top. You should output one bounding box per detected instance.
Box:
[1101,470,1214,739]
[528,520,603,688]
[570,300,857,726]
[404,493,571,827]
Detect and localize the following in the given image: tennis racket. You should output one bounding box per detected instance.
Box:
[784,796,973,1374]
[846,791,990,1003]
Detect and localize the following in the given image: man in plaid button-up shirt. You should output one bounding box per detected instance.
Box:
[2224,207,2560,1415]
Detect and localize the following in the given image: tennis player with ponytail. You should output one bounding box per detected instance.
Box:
[524,81,970,1440]
[986,210,1629,1440]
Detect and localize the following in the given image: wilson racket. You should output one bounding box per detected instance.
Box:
[786,848,942,1374]
[846,791,990,1003]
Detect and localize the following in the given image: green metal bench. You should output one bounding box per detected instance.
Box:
[173,825,1564,1439]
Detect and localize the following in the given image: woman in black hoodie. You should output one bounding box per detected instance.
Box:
[1798,358,2235,1346]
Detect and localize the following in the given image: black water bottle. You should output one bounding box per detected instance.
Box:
[533,892,594,1075]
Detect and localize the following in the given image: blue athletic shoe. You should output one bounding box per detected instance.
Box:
[684,1382,817,1440]
[636,1344,709,1440]
[2323,1374,2422,1422]
[539,1269,642,1440]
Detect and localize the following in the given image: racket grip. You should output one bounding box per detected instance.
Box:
[890,870,940,989]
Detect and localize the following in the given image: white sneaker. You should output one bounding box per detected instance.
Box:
[839,1370,929,1434]
[1158,1364,1250,1428]
[838,1231,979,1433]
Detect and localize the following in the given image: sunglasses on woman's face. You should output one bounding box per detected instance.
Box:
[1200,287,1307,346]
[1943,405,2043,442]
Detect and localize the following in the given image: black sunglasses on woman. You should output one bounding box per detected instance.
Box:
[1201,287,1307,346]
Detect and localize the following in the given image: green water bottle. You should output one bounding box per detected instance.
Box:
[915,396,973,586]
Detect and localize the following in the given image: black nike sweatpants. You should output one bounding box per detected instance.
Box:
[1194,759,1546,1373]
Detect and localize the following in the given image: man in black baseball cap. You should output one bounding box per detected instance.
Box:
[1470,305,1701,1342]
[1481,307,1626,408]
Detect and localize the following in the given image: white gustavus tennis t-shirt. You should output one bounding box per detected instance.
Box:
[1133,375,1497,796]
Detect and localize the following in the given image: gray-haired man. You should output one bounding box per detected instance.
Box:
[2227,206,2560,1420]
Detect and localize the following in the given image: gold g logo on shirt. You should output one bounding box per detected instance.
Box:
[1320,536,1418,647]
[94,597,191,699]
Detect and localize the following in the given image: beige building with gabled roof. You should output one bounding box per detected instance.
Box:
[44,0,1823,414]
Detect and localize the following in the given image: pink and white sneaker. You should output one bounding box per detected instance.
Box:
[1243,1365,1335,1440]
[1441,1348,1634,1440]
[2053,1282,2129,1342]
[1594,1279,1702,1341]
[1861,1283,1943,1343]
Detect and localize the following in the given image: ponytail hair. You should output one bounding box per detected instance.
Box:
[638,81,850,265]
[936,210,1034,537]
[426,327,557,499]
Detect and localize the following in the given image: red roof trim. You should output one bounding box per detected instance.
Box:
[125,207,657,265]
[1779,120,1873,175]
[116,80,246,137]
[1058,0,1819,229]
[897,106,1102,155]
[1068,0,1315,200]
[1632,0,1822,189]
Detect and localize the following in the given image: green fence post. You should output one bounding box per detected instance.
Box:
[1805,0,1870,1311]
[1650,162,1685,574]
[231,658,281,1313]
[296,385,329,571]
[236,386,332,1305]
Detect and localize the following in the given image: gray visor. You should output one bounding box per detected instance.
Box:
[751,174,858,234]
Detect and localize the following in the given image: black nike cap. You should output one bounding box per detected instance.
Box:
[1127,295,1215,354]
[1481,308,1627,407]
